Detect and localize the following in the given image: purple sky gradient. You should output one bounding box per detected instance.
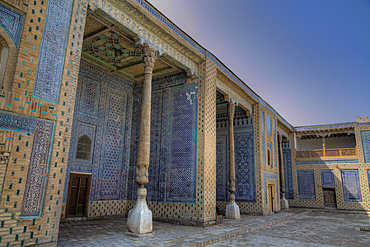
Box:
[148,0,370,126]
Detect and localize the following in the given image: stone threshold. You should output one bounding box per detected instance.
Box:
[181,210,312,247]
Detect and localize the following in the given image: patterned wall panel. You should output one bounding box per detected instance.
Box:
[216,117,255,202]
[216,135,228,201]
[79,78,100,116]
[128,76,197,203]
[98,90,127,200]
[368,170,370,192]
[33,0,74,102]
[64,61,133,203]
[261,111,265,164]
[0,2,23,46]
[361,131,370,163]
[0,111,54,217]
[321,170,335,187]
[266,114,271,136]
[167,85,197,202]
[341,169,362,202]
[235,132,255,202]
[273,120,277,167]
[297,170,316,200]
[283,148,294,199]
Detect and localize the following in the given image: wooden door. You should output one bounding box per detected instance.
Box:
[268,185,274,213]
[66,173,91,217]
[323,189,336,208]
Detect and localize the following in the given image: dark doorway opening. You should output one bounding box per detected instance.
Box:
[66,173,91,217]
[323,188,336,208]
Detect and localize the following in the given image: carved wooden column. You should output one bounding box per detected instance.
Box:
[278,133,289,209]
[127,44,157,236]
[225,102,240,219]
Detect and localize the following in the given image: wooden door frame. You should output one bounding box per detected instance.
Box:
[66,172,92,218]
[268,184,274,213]
[322,187,337,208]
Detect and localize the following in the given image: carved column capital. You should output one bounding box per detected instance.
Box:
[228,102,235,120]
[142,44,157,74]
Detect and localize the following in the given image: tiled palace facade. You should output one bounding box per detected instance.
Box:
[0,0,369,245]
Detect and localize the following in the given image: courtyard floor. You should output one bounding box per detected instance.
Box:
[57,208,370,247]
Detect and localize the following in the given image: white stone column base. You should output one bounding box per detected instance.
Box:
[225,201,241,219]
[281,198,289,210]
[127,188,153,235]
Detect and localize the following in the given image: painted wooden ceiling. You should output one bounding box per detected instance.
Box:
[82,10,183,83]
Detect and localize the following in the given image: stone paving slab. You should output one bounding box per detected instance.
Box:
[210,211,370,247]
[58,208,309,246]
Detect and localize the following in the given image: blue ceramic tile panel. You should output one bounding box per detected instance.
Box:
[262,111,265,165]
[216,135,228,201]
[273,120,277,167]
[98,89,127,200]
[167,84,197,202]
[341,169,362,202]
[297,170,316,200]
[33,0,74,103]
[283,148,294,199]
[64,62,133,202]
[266,114,271,136]
[146,91,163,201]
[216,116,255,203]
[0,111,54,217]
[127,73,197,203]
[79,78,100,116]
[321,170,335,187]
[0,2,23,46]
[235,132,255,202]
[361,131,370,163]
[263,171,277,204]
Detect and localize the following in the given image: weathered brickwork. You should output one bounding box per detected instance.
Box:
[0,0,368,246]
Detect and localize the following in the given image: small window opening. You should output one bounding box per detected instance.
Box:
[76,135,91,160]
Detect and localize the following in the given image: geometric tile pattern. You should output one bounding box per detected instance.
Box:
[266,114,271,136]
[216,135,228,201]
[361,131,370,163]
[261,111,265,165]
[273,119,277,167]
[321,170,335,186]
[33,0,74,102]
[64,61,133,202]
[128,76,197,203]
[297,170,316,201]
[0,111,54,217]
[321,170,335,187]
[216,117,255,202]
[0,2,23,46]
[283,148,294,199]
[341,169,362,202]
[79,78,100,116]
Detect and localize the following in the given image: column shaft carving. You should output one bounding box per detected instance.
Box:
[225,102,240,219]
[228,102,236,194]
[135,44,157,187]
[278,133,289,209]
[127,44,157,236]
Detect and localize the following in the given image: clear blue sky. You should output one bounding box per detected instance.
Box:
[149,0,370,126]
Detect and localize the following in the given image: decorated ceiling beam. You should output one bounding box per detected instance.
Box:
[88,0,198,77]
[216,78,253,114]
